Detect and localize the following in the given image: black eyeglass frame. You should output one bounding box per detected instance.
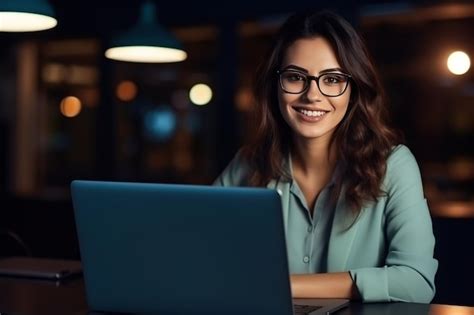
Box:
[276,69,352,97]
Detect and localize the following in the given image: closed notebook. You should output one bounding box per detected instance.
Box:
[0,256,82,280]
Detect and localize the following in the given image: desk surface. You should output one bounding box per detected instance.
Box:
[0,277,472,315]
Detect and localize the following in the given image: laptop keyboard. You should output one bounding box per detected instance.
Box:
[293,304,323,315]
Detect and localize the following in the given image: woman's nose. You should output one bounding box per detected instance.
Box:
[305,79,323,101]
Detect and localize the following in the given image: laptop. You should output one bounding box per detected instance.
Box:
[71,180,349,315]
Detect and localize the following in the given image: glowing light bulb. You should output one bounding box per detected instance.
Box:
[447,51,471,75]
[0,12,57,32]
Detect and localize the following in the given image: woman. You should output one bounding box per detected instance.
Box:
[214,11,437,303]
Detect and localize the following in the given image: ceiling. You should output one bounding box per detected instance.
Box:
[43,0,474,38]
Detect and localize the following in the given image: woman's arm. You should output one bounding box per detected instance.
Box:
[347,146,437,303]
[290,272,360,299]
[291,146,437,303]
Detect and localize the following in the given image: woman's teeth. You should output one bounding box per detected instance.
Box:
[298,109,327,117]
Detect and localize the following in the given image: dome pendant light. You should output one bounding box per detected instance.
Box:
[0,0,57,32]
[105,1,187,63]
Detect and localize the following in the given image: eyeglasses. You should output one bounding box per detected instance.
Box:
[277,70,351,97]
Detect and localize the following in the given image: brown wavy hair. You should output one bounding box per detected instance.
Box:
[241,10,401,212]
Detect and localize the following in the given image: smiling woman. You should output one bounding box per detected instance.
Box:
[214,10,438,303]
[277,37,352,142]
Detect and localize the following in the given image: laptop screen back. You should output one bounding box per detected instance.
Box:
[71,180,293,315]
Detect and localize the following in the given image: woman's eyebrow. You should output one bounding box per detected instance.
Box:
[319,68,345,74]
[281,65,346,74]
[281,65,308,73]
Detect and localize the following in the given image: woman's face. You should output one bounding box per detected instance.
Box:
[278,37,351,143]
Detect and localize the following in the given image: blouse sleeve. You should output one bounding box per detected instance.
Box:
[349,145,438,303]
[213,149,250,187]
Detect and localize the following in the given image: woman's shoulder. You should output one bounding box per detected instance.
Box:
[384,144,425,195]
[386,144,419,172]
[213,148,251,186]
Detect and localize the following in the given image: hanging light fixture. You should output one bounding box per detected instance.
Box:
[0,0,57,32]
[105,1,187,63]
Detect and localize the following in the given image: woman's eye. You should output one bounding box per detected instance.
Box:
[286,73,305,81]
[323,74,345,84]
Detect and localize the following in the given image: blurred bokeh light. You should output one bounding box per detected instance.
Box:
[59,96,82,118]
[447,51,471,75]
[116,80,138,102]
[144,106,177,141]
[189,83,212,106]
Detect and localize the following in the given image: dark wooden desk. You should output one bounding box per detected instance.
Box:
[0,276,86,315]
[0,277,472,315]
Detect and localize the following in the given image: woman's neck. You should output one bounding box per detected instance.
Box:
[292,136,337,176]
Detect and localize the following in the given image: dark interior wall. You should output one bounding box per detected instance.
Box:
[432,218,474,306]
[0,196,79,260]
[0,44,16,194]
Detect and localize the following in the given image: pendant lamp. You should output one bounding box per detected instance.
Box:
[0,0,57,32]
[105,1,187,63]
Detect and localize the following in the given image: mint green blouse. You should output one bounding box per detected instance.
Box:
[213,145,438,303]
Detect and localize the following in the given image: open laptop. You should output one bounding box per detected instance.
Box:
[71,180,349,315]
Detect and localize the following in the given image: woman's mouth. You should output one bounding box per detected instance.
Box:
[294,107,329,121]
